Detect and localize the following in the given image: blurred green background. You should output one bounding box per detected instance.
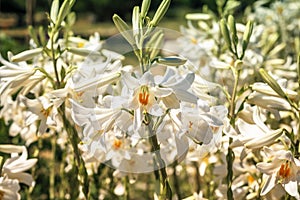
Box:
[0,0,268,57]
[0,0,264,25]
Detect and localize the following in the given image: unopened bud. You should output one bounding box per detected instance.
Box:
[259,68,287,99]
[113,14,135,45]
[242,20,253,54]
[141,0,151,19]
[11,48,43,62]
[220,19,233,53]
[67,47,101,57]
[149,0,170,27]
[156,56,187,66]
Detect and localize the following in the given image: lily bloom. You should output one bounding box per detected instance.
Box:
[256,147,300,199]
[0,145,37,187]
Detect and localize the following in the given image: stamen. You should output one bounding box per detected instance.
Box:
[138,86,150,106]
[41,107,51,117]
[113,139,122,149]
[278,162,291,179]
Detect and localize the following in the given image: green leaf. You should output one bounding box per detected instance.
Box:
[28,26,40,46]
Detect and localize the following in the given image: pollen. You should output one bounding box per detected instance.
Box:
[191,37,198,44]
[113,139,122,150]
[247,175,255,185]
[138,86,150,106]
[77,42,85,48]
[278,162,291,179]
[41,107,51,117]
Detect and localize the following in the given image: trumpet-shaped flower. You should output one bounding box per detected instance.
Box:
[123,66,197,132]
[0,145,37,187]
[20,95,58,135]
[0,54,45,105]
[256,147,300,199]
[232,106,284,149]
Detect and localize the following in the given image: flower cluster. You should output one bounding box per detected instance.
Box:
[0,0,300,199]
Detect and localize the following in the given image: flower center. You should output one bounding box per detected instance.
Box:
[113,139,122,150]
[138,86,150,106]
[278,162,291,179]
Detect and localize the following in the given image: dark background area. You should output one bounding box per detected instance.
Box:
[0,0,264,26]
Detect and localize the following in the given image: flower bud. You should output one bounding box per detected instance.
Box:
[112,14,135,45]
[149,0,170,27]
[228,15,238,46]
[141,0,151,19]
[245,128,284,149]
[185,13,211,21]
[220,19,233,53]
[50,0,59,23]
[156,56,187,66]
[132,6,140,37]
[259,68,287,99]
[28,26,40,46]
[67,47,101,57]
[10,48,43,62]
[242,20,253,54]
[55,0,75,29]
[149,32,164,60]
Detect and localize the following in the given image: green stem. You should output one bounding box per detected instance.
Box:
[148,122,172,200]
[59,149,66,199]
[124,176,130,200]
[50,32,61,89]
[59,104,89,199]
[193,162,201,193]
[226,69,240,200]
[172,162,181,200]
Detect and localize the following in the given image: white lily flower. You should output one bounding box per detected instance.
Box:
[232,106,284,149]
[70,98,122,137]
[0,145,37,186]
[0,175,21,200]
[20,95,57,135]
[0,54,45,105]
[122,66,197,132]
[179,102,226,146]
[247,91,291,111]
[71,52,122,93]
[257,147,300,199]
